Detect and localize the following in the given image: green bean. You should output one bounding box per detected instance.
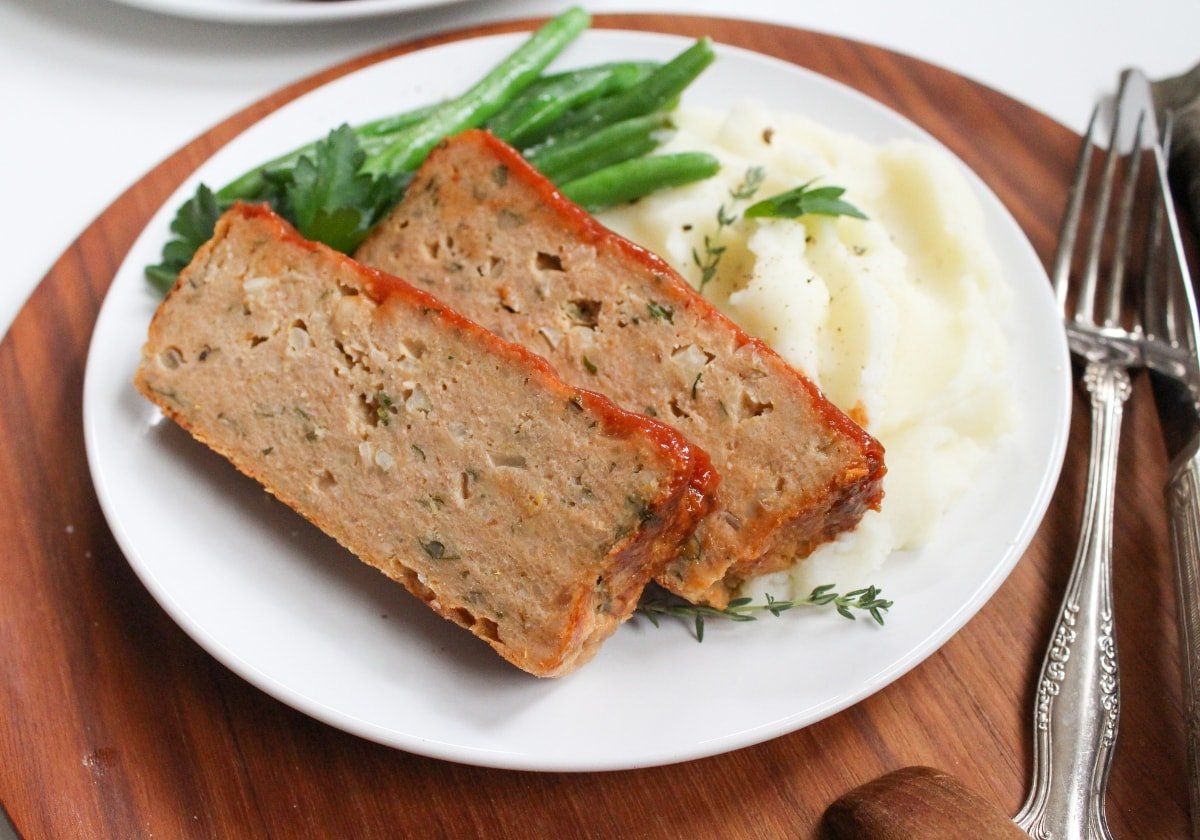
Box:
[218,56,651,203]
[215,105,437,203]
[559,152,720,211]
[356,103,440,139]
[361,6,591,178]
[490,61,657,148]
[218,157,292,204]
[534,37,714,141]
[528,112,672,183]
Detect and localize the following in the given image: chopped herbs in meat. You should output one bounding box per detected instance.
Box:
[646,301,674,322]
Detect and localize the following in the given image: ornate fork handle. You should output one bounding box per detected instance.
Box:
[1015,360,1130,840]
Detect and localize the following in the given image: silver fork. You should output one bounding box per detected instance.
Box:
[1014,75,1154,840]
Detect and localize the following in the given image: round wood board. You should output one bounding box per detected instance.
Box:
[0,14,1187,839]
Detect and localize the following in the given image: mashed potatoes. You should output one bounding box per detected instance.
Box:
[596,101,1015,598]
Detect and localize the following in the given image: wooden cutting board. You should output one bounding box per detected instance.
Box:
[0,14,1187,838]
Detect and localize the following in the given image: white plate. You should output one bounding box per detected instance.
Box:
[106,0,474,25]
[83,30,1071,771]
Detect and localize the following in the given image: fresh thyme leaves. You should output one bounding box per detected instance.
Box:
[744,180,868,221]
[692,235,725,290]
[691,165,766,291]
[686,173,867,295]
[636,584,893,642]
[730,164,766,200]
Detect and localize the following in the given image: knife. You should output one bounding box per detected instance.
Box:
[1129,65,1200,840]
[1152,61,1200,233]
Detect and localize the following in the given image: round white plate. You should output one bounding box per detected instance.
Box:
[106,0,474,25]
[83,30,1071,771]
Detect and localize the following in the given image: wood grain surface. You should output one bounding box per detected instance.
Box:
[0,14,1188,839]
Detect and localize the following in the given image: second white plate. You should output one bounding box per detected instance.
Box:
[105,0,476,25]
[83,29,1071,771]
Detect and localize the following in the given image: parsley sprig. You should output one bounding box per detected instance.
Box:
[145,185,225,293]
[146,126,400,294]
[637,584,893,642]
[283,124,402,255]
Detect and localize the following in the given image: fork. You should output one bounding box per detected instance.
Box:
[1013,76,1153,840]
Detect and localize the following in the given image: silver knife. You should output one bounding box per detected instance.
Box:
[1127,65,1200,840]
[1152,62,1200,234]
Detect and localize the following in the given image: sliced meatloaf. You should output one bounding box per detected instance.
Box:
[356,130,886,607]
[135,203,714,678]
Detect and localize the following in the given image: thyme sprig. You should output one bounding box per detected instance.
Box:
[636,584,893,642]
[691,165,766,291]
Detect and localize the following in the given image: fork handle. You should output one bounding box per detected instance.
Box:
[1166,434,1200,840]
[1015,361,1128,840]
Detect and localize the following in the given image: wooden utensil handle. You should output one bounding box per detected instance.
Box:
[820,766,1027,839]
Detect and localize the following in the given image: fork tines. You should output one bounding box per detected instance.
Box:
[1053,81,1156,352]
[1141,110,1200,391]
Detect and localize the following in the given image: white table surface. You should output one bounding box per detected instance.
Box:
[2,0,1199,342]
[0,0,1197,833]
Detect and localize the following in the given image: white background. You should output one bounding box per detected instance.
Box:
[2,0,1199,833]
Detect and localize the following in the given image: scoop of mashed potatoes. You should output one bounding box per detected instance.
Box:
[596,100,1015,597]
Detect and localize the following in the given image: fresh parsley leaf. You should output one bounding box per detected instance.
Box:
[744,180,867,221]
[283,124,398,254]
[144,183,227,293]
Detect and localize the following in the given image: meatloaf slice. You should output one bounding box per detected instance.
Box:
[135,203,714,678]
[356,129,886,607]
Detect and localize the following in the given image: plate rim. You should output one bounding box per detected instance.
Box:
[104,0,477,25]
